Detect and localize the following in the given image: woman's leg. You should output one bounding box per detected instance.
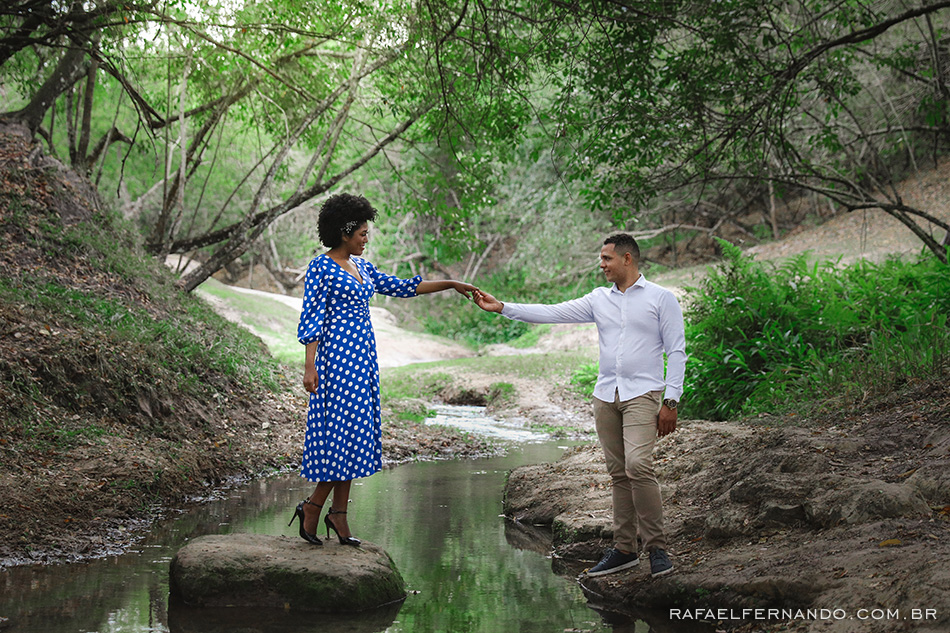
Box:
[303,481,335,535]
[326,480,355,538]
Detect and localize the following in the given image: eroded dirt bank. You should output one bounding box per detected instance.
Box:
[0,122,498,569]
[503,379,950,632]
[0,372,499,569]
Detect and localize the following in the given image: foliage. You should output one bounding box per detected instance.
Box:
[414,265,605,346]
[7,0,950,298]
[422,300,529,346]
[344,0,950,289]
[536,0,950,260]
[683,240,950,419]
[1,0,540,292]
[569,361,598,398]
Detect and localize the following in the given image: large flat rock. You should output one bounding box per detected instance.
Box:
[169,534,406,612]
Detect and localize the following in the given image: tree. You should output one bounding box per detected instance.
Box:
[521,0,950,261]
[1,0,536,291]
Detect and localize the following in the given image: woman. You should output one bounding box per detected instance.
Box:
[289,193,477,545]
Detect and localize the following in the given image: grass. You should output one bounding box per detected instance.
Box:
[0,202,290,443]
[508,324,552,349]
[197,278,303,366]
[436,351,594,379]
[0,275,282,393]
[487,381,516,406]
[380,370,456,402]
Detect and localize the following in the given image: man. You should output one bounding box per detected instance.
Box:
[473,233,686,578]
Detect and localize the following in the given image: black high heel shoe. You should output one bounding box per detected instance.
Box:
[288,500,322,545]
[325,509,361,546]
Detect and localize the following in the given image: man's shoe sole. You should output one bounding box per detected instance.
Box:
[650,565,674,578]
[586,558,639,577]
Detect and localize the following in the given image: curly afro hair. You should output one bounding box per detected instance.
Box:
[316,193,379,248]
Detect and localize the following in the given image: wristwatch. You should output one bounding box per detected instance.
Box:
[662,398,678,411]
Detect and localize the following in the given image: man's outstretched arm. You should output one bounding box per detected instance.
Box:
[474,289,594,324]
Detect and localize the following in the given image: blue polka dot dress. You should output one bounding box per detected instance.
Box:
[297,254,422,482]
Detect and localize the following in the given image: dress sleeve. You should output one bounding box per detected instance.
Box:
[297,257,329,345]
[361,258,422,298]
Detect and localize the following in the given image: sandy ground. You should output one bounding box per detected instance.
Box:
[651,161,950,291]
[168,254,477,369]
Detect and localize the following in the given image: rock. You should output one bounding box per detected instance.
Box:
[804,480,932,528]
[727,476,807,504]
[704,502,752,540]
[580,569,828,613]
[757,500,807,526]
[169,534,406,612]
[906,461,950,505]
[504,444,610,524]
[553,510,612,545]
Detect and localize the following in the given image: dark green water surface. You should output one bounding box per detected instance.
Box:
[1,438,708,632]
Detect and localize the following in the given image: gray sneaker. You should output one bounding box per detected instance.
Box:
[586,548,640,577]
[649,549,674,578]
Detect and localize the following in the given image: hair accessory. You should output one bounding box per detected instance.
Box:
[343,220,360,235]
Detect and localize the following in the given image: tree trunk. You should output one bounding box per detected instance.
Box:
[75,57,99,172]
[6,44,89,136]
[175,109,425,292]
[767,172,780,239]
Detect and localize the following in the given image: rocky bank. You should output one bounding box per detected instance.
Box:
[504,379,950,632]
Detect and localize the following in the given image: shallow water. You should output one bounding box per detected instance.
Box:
[0,410,710,633]
[424,403,551,442]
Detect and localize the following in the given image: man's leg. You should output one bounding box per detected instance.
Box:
[617,390,666,553]
[587,394,643,576]
[593,394,638,554]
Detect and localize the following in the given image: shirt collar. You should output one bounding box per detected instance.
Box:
[610,273,646,295]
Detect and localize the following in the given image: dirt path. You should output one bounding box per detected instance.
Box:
[652,160,950,290]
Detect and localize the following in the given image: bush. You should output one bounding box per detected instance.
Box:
[570,362,598,398]
[418,268,604,346]
[683,240,950,420]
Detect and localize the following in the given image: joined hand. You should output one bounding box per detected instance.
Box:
[472,289,503,313]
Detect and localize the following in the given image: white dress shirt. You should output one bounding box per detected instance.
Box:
[501,275,686,402]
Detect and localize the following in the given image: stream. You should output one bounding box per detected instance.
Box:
[0,407,710,633]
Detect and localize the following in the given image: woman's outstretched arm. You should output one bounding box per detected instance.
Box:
[415,280,477,299]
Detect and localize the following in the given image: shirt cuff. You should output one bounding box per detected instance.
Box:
[664,387,684,401]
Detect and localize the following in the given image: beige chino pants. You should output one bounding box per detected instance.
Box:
[593,390,667,554]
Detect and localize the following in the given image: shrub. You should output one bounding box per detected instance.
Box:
[416,267,604,346]
[683,240,950,420]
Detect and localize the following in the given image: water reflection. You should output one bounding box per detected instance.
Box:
[168,599,403,633]
[1,432,712,633]
[503,519,554,556]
